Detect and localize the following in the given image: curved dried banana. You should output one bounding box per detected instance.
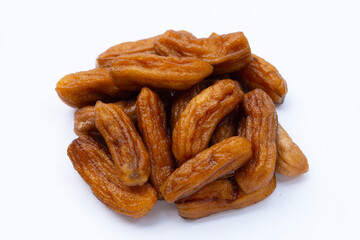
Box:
[67,136,157,218]
[235,89,278,193]
[137,87,175,195]
[162,136,252,203]
[155,30,252,74]
[172,79,243,163]
[95,101,150,186]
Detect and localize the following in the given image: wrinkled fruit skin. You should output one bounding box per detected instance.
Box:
[236,89,278,193]
[57,29,308,220]
[161,136,253,203]
[210,109,239,145]
[97,34,161,68]
[55,68,131,108]
[172,79,244,163]
[170,80,212,131]
[154,30,252,74]
[74,99,137,136]
[95,101,150,186]
[110,53,213,91]
[276,124,309,176]
[67,136,157,218]
[177,176,276,219]
[233,54,288,104]
[137,87,175,196]
[176,179,238,204]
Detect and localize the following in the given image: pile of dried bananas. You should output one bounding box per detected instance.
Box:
[56,30,308,219]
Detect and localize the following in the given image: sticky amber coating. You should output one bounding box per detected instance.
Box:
[154,30,252,74]
[176,176,276,219]
[136,87,175,195]
[55,68,131,108]
[161,136,253,203]
[67,136,157,218]
[172,79,244,163]
[236,89,278,193]
[95,101,150,186]
[74,99,137,136]
[110,53,213,91]
[96,34,160,68]
[276,124,309,176]
[233,54,288,104]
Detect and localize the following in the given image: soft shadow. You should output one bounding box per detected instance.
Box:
[103,189,279,224]
[104,200,179,226]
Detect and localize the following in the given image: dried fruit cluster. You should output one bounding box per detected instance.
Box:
[56,30,308,220]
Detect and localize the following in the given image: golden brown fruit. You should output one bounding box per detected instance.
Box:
[110,53,213,91]
[74,105,99,137]
[170,80,212,131]
[176,179,237,204]
[96,35,160,68]
[161,136,253,203]
[235,89,278,193]
[210,110,239,145]
[74,100,137,136]
[55,68,131,108]
[172,79,244,163]
[95,101,150,186]
[154,30,252,74]
[136,87,175,195]
[232,54,288,104]
[67,136,157,218]
[177,176,276,219]
[276,124,309,176]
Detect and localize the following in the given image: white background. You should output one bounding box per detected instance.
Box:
[1,0,359,239]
